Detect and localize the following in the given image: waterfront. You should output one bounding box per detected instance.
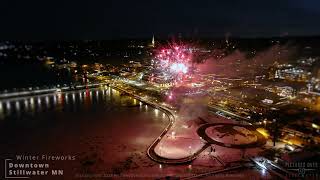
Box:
[0,87,168,179]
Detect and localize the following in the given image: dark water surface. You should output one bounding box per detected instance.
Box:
[0,87,167,179]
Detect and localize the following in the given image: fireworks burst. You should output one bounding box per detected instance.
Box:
[155,44,193,75]
[151,43,195,85]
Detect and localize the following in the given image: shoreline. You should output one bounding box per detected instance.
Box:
[0,83,108,100]
[0,82,210,165]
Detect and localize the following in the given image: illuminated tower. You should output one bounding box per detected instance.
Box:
[151,35,155,47]
[225,32,230,47]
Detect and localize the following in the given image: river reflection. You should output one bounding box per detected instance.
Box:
[0,87,174,179]
[0,86,168,175]
[0,87,157,120]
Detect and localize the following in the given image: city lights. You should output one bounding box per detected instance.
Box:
[1,33,320,179]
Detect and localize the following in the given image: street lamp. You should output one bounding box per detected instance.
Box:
[171,131,176,139]
[263,119,267,128]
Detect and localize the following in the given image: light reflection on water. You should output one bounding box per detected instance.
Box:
[154,108,159,117]
[0,87,171,180]
[0,88,151,120]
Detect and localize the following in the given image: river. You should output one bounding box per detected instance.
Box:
[0,87,168,179]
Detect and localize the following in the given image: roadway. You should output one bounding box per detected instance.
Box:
[208,104,251,122]
[250,156,297,180]
[197,123,267,149]
[111,84,212,164]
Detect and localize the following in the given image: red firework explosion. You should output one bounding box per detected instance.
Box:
[154,43,193,75]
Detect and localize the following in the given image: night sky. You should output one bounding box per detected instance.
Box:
[1,0,320,39]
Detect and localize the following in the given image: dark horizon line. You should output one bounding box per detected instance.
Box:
[2,34,320,42]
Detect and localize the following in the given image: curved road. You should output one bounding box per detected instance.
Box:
[112,84,265,164]
[146,107,210,164]
[112,85,211,164]
[197,123,267,149]
[1,82,266,165]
